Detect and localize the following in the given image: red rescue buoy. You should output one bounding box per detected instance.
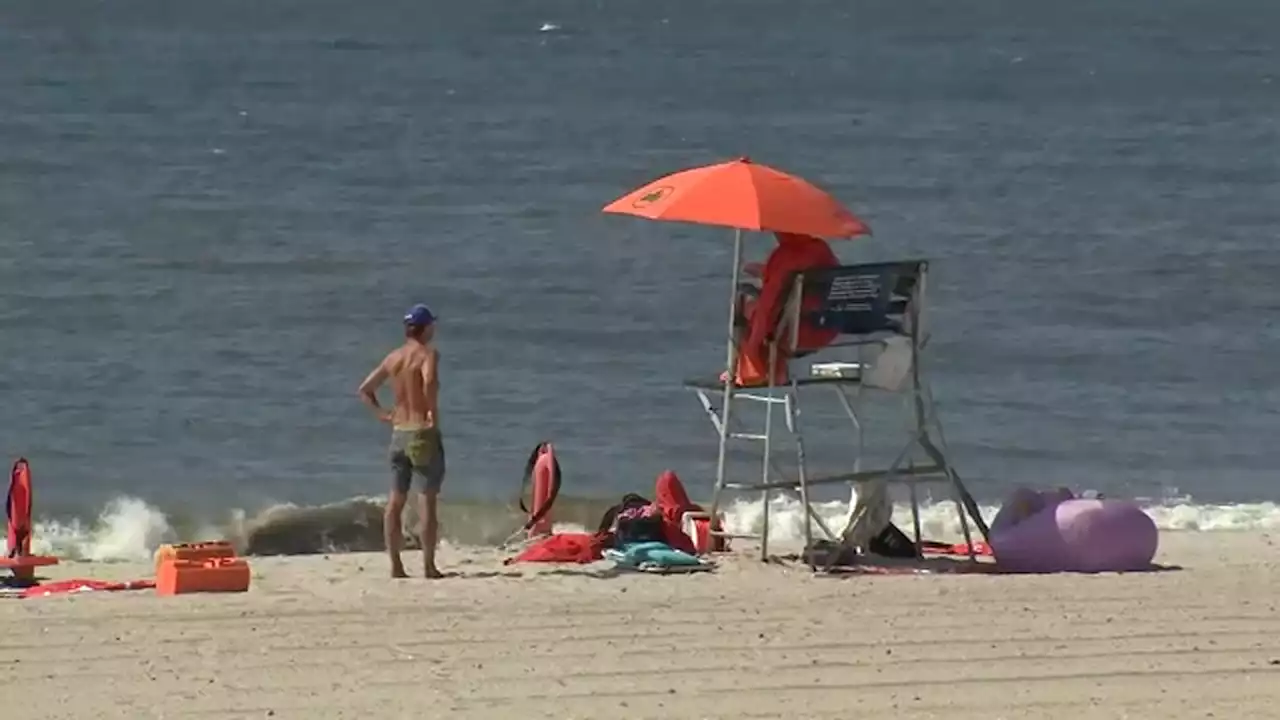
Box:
[3,458,61,580]
[519,442,561,539]
[7,458,33,557]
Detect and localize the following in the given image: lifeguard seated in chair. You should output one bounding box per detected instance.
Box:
[725,232,840,386]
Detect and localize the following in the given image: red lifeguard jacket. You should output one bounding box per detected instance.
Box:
[736,233,839,384]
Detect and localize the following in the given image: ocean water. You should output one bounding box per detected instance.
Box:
[2,0,1278,560]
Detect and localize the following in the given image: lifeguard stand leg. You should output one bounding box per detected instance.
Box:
[708,230,746,553]
[904,367,989,554]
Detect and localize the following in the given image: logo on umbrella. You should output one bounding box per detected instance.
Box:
[631,185,674,208]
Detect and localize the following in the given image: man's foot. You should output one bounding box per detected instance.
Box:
[391,563,410,579]
[423,565,445,579]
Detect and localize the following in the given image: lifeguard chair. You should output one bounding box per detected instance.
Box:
[598,156,989,568]
[684,259,990,566]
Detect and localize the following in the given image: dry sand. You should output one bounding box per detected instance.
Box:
[4,531,1279,719]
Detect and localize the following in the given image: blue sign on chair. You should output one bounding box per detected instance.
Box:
[795,260,924,338]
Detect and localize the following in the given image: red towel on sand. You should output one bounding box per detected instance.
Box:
[505,533,608,564]
[20,578,155,599]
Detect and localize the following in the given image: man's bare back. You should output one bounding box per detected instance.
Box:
[381,341,440,430]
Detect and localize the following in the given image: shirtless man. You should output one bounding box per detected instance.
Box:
[357,304,446,579]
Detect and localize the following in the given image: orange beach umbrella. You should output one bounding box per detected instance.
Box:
[601,156,870,239]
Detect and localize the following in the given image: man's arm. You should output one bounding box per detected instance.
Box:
[358,358,392,422]
[421,348,439,423]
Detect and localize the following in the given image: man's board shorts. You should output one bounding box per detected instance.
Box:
[388,426,445,494]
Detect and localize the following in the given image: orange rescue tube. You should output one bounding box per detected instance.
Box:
[4,458,60,580]
[6,458,34,557]
[529,444,557,538]
[519,442,561,539]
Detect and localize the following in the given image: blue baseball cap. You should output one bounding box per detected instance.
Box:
[403,303,436,327]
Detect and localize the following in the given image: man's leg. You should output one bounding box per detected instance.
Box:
[416,431,446,579]
[416,488,443,579]
[387,443,414,579]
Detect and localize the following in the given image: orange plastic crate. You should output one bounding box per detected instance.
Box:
[156,557,251,596]
[154,541,236,572]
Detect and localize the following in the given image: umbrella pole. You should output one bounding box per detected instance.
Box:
[709,229,744,558]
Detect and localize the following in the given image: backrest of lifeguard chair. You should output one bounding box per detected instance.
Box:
[777,260,927,347]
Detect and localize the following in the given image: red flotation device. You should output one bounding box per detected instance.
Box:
[3,458,60,579]
[7,458,33,558]
[518,442,561,538]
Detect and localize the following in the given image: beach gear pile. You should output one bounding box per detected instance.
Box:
[504,470,715,574]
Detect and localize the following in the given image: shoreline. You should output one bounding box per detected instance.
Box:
[24,492,1280,563]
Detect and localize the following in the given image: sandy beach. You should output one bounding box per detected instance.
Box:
[4,531,1279,719]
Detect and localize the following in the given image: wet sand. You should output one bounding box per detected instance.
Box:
[4,531,1279,719]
